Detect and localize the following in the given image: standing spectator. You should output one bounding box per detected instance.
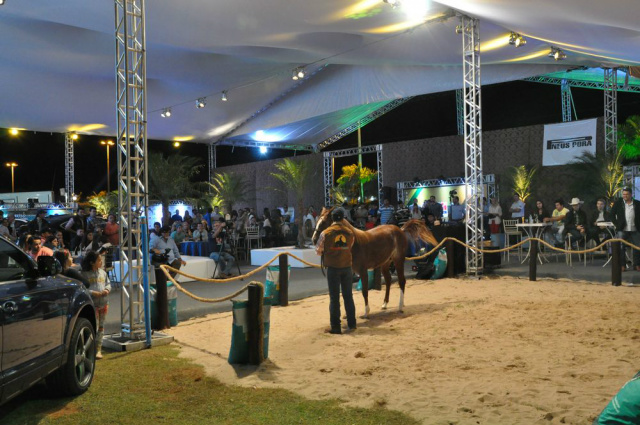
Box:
[509,194,525,220]
[611,187,640,272]
[28,209,50,234]
[426,196,443,220]
[183,210,193,228]
[86,207,100,232]
[368,203,378,220]
[487,198,503,234]
[81,251,111,359]
[27,235,54,260]
[171,209,183,223]
[410,203,422,220]
[55,230,67,250]
[315,208,356,335]
[203,207,213,229]
[103,214,120,246]
[378,199,395,225]
[211,206,222,222]
[70,229,85,255]
[54,249,89,288]
[449,196,465,224]
[6,213,17,240]
[64,207,87,240]
[544,199,569,247]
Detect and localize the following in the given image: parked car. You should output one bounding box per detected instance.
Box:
[0,237,97,405]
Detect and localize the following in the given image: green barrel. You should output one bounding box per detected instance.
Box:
[228,299,271,364]
[356,269,375,291]
[264,265,290,305]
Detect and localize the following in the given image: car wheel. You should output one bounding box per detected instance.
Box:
[47,317,96,396]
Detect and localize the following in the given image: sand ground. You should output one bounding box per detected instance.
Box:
[167,276,640,424]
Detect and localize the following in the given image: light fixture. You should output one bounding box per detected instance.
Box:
[71,132,79,140]
[548,46,566,61]
[508,32,526,48]
[9,128,19,136]
[292,69,299,80]
[383,0,401,9]
[161,107,172,117]
[196,97,206,108]
[259,146,268,154]
[173,141,181,148]
[0,0,5,5]
[221,91,228,102]
[297,68,305,79]
[455,25,463,35]
[72,194,78,202]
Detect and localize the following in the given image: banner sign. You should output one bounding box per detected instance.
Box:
[542,118,597,166]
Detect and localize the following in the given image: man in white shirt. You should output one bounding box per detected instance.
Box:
[509,194,525,220]
[612,187,640,272]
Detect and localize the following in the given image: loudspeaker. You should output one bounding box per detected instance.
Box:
[484,246,501,268]
[380,186,397,204]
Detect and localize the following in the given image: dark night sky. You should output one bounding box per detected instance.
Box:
[1,80,639,199]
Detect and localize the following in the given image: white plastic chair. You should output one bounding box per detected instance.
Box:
[245,226,261,260]
[503,220,522,263]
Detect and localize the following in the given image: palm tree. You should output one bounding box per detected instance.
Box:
[87,190,118,217]
[147,152,204,225]
[618,115,640,160]
[510,165,536,202]
[567,151,623,207]
[270,158,313,248]
[206,172,252,214]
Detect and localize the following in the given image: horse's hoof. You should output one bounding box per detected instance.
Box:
[381,302,388,310]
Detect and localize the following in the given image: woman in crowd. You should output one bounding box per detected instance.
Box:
[103,214,119,246]
[533,200,550,223]
[411,203,422,220]
[55,230,67,250]
[54,249,89,288]
[81,251,111,359]
[488,198,503,234]
[44,235,60,251]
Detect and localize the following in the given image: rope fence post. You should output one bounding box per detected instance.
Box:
[446,239,455,278]
[247,283,265,365]
[529,239,538,281]
[278,254,289,306]
[612,240,622,286]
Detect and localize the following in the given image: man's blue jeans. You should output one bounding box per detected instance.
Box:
[327,266,357,331]
[616,231,640,267]
[210,251,235,274]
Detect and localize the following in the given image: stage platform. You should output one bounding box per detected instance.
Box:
[251,246,320,268]
[113,255,220,283]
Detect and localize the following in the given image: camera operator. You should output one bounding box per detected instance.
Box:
[209,217,236,278]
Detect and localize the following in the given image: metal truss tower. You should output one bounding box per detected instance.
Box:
[561,79,574,122]
[323,145,383,207]
[208,143,216,183]
[64,132,75,203]
[456,88,464,136]
[604,68,618,156]
[460,16,483,275]
[115,0,149,339]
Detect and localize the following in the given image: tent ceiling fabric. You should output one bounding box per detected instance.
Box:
[1,0,638,147]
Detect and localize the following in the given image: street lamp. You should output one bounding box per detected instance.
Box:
[100,140,115,192]
[5,162,17,192]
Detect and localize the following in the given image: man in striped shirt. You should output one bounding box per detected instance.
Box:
[378,199,395,225]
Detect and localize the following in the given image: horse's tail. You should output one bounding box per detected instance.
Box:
[401,219,438,247]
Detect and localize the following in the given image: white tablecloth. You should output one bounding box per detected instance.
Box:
[113,255,219,283]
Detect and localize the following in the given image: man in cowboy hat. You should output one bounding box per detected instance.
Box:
[563,197,588,246]
[611,187,640,272]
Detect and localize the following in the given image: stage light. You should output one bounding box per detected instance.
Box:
[9,128,19,136]
[548,47,566,61]
[259,146,267,154]
[72,194,78,202]
[509,32,526,48]
[221,91,228,102]
[173,141,181,148]
[196,97,206,108]
[455,25,463,35]
[292,69,299,80]
[383,0,401,9]
[297,68,305,79]
[0,0,5,6]
[70,132,79,140]
[161,107,172,117]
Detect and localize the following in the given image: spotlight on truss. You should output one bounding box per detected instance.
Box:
[161,107,172,118]
[548,46,566,61]
[509,32,526,47]
[221,91,228,102]
[196,98,206,108]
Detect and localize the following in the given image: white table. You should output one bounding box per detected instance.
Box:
[516,222,551,264]
[113,255,219,283]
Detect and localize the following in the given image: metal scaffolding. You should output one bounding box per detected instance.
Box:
[64,132,75,203]
[604,68,618,156]
[524,74,640,93]
[460,15,483,275]
[208,143,216,183]
[115,0,149,340]
[322,145,383,207]
[396,175,496,205]
[456,88,464,136]
[561,79,574,122]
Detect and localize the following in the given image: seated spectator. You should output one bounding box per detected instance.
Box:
[425,213,441,231]
[0,218,11,240]
[533,200,550,223]
[563,197,588,245]
[6,213,17,240]
[70,228,85,255]
[104,214,120,246]
[80,231,102,258]
[589,198,613,245]
[192,222,207,241]
[544,199,569,247]
[150,222,162,242]
[54,249,89,288]
[209,234,236,278]
[365,215,376,230]
[368,202,378,219]
[44,235,60,251]
[55,230,67,251]
[170,221,190,244]
[150,225,186,271]
[27,235,54,260]
[28,209,50,234]
[487,198,502,234]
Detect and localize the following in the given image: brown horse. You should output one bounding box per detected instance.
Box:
[312,207,437,317]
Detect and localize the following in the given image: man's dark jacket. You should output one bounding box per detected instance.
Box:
[611,198,640,231]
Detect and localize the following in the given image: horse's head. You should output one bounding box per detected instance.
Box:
[311,206,334,245]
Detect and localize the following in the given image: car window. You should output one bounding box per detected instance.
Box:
[0,238,33,282]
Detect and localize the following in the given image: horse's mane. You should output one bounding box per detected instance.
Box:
[401,219,438,247]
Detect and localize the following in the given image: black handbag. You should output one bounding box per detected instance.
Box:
[150,248,170,266]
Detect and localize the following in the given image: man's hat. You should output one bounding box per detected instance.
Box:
[569,197,584,206]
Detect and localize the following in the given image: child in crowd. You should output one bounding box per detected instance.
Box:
[81,251,111,359]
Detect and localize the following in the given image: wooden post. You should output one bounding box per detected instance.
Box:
[278,254,289,306]
[446,239,455,278]
[153,267,170,330]
[611,241,622,286]
[247,283,265,365]
[529,239,538,281]
[373,268,382,290]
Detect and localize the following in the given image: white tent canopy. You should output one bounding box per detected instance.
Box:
[1,0,638,148]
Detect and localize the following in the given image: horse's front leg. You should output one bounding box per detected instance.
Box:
[359,267,370,318]
[381,264,392,309]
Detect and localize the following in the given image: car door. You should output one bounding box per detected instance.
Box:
[0,240,68,402]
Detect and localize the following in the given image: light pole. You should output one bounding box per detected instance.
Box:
[5,162,17,192]
[100,140,114,192]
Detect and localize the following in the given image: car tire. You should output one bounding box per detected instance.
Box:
[47,317,96,396]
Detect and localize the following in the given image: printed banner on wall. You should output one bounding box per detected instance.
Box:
[542,118,597,166]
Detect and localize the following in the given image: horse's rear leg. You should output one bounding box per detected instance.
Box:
[381,263,392,309]
[359,268,370,318]
[395,257,407,312]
